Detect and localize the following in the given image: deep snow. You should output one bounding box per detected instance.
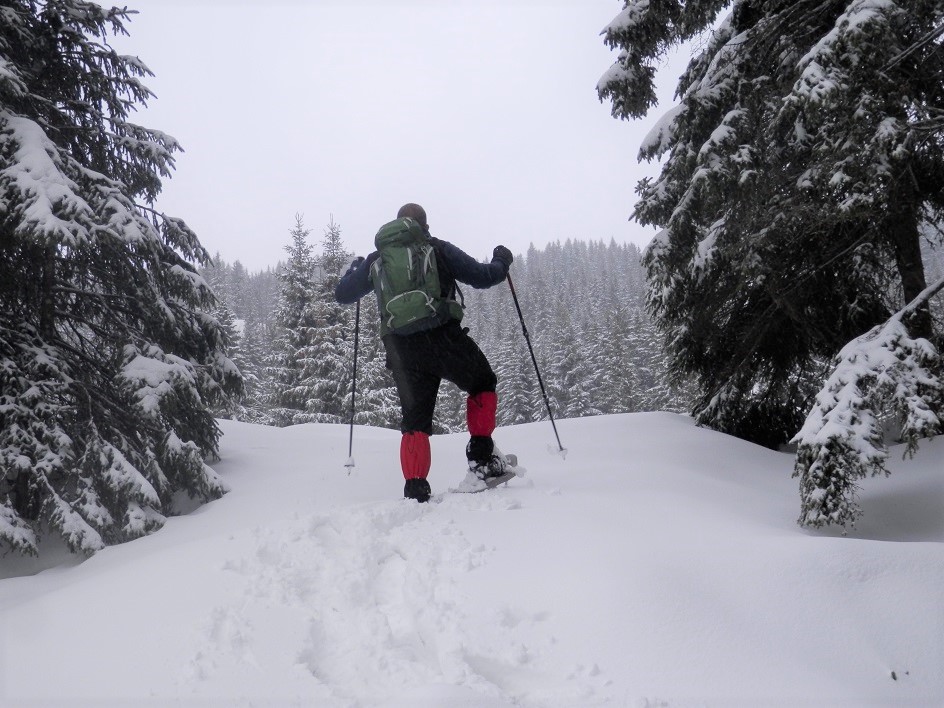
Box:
[1,413,942,707]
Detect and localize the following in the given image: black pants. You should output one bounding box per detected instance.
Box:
[383,321,496,435]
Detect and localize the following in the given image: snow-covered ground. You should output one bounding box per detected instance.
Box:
[1,413,942,707]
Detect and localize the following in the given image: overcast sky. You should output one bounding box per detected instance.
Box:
[113,1,689,272]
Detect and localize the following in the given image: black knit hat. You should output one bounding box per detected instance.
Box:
[397,203,428,229]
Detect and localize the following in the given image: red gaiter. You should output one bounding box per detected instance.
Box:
[467,391,497,437]
[400,431,431,480]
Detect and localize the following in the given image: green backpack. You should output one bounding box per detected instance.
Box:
[370,217,463,336]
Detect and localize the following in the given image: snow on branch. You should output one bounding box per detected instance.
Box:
[794,0,898,104]
[0,55,27,96]
[99,442,162,509]
[0,112,94,244]
[45,485,106,555]
[119,345,198,419]
[793,275,944,530]
[0,499,39,556]
[600,0,653,36]
[639,103,685,161]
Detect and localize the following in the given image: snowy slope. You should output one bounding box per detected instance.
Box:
[1,413,942,707]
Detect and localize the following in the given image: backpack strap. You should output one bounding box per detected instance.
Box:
[430,237,465,312]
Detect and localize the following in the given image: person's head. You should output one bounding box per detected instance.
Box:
[397,203,428,231]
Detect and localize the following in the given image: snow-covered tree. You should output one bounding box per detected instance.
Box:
[267,215,356,425]
[351,300,400,429]
[598,0,944,447]
[268,214,317,426]
[198,257,277,424]
[296,218,354,424]
[319,215,350,281]
[494,334,535,427]
[0,2,240,556]
[595,305,641,414]
[544,300,598,419]
[207,301,244,420]
[232,319,271,425]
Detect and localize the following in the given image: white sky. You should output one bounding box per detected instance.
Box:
[112,0,690,272]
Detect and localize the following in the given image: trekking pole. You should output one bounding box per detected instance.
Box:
[507,274,567,458]
[344,298,360,472]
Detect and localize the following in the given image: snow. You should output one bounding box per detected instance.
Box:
[600,0,651,36]
[638,103,684,160]
[795,0,896,104]
[799,0,896,70]
[120,347,198,417]
[1,413,942,706]
[692,218,724,276]
[697,110,743,163]
[0,112,92,243]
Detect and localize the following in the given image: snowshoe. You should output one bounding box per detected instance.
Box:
[452,452,523,494]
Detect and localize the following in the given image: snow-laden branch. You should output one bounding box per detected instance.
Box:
[793,275,944,530]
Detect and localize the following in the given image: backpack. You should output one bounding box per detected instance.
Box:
[370,217,463,336]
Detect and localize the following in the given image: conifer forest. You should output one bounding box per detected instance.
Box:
[199,220,695,434]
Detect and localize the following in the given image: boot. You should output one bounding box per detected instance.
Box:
[404,478,431,503]
[465,435,508,480]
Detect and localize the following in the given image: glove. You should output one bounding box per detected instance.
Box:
[492,245,513,269]
[345,256,365,275]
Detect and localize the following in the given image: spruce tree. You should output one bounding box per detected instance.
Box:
[296,217,353,424]
[207,300,245,420]
[352,308,401,429]
[268,214,317,426]
[494,331,535,426]
[599,0,944,447]
[0,2,239,556]
[597,305,642,414]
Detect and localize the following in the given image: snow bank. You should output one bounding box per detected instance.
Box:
[1,413,941,706]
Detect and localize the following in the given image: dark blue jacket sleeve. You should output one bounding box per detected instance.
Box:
[334,252,378,304]
[435,239,509,289]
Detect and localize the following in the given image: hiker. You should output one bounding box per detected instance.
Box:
[335,203,513,502]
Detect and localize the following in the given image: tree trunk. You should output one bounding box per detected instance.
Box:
[889,198,933,340]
